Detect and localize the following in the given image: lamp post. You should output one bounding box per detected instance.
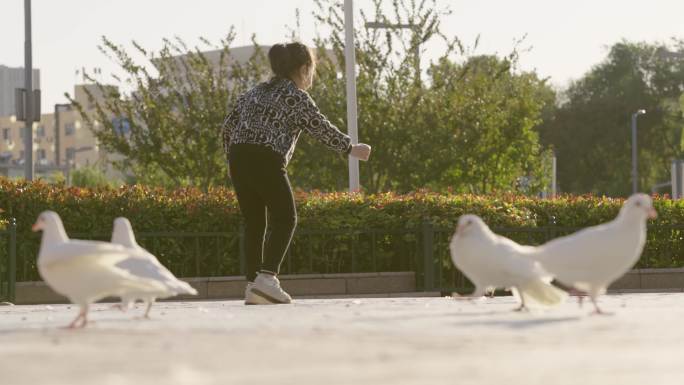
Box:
[364,21,420,84]
[344,0,360,192]
[551,151,557,198]
[54,103,71,167]
[23,0,34,180]
[631,109,646,194]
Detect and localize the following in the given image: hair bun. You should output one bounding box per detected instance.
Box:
[268,42,315,80]
[272,44,289,57]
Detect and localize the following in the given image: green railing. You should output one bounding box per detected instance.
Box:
[3,221,684,299]
[14,231,243,282]
[423,224,572,293]
[0,218,17,303]
[11,227,420,283]
[422,223,684,293]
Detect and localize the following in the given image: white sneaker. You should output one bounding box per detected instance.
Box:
[252,273,292,304]
[244,282,273,305]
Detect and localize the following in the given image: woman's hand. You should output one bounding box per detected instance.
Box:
[350,143,372,161]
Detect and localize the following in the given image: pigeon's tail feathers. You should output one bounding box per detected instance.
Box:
[519,279,567,306]
[116,276,167,297]
[170,279,198,296]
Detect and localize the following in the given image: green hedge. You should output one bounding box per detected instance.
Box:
[0,178,682,284]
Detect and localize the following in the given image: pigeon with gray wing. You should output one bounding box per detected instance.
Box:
[528,193,656,314]
[111,217,198,318]
[33,211,166,328]
[449,215,567,311]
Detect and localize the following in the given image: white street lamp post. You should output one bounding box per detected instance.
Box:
[631,109,646,194]
[344,0,360,192]
[23,0,34,180]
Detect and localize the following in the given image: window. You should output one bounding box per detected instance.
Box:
[111,117,131,135]
[65,123,75,136]
[37,125,45,137]
[2,128,8,140]
[37,149,47,165]
[66,147,75,160]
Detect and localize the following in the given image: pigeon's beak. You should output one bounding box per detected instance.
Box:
[31,222,40,232]
[455,224,464,234]
[648,208,657,220]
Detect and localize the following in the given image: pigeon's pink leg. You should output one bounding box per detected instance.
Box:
[143,302,153,319]
[66,313,83,329]
[513,291,529,312]
[79,307,89,328]
[589,296,611,316]
[67,305,89,328]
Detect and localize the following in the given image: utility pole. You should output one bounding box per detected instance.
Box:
[551,152,557,198]
[631,109,646,194]
[23,0,34,180]
[344,0,360,192]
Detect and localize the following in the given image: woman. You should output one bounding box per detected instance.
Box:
[222,42,372,305]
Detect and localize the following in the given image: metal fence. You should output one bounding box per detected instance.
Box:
[421,224,572,293]
[2,221,684,301]
[422,223,684,293]
[13,231,243,284]
[0,219,17,302]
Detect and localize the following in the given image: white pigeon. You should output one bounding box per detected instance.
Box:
[33,211,166,328]
[111,217,198,318]
[449,214,567,311]
[528,193,657,314]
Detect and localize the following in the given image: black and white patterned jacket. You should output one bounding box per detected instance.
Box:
[222,78,352,165]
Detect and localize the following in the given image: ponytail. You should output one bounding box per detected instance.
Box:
[268,42,315,80]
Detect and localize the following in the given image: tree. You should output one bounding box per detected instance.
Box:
[69,0,555,195]
[69,32,268,191]
[71,165,118,188]
[287,0,452,192]
[426,55,555,193]
[290,0,553,194]
[539,40,684,196]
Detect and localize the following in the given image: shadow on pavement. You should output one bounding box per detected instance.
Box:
[453,316,582,330]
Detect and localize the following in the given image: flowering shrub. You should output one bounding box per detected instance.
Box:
[0,178,681,282]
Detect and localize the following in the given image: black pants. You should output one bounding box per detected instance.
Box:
[229,144,297,282]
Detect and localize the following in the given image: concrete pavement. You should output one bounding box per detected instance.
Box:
[0,293,683,385]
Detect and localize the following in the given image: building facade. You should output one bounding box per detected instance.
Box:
[0,45,319,182]
[0,84,120,180]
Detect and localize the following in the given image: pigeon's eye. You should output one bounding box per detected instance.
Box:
[635,202,641,207]
[466,220,472,226]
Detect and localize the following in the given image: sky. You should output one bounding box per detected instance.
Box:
[1,0,683,109]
